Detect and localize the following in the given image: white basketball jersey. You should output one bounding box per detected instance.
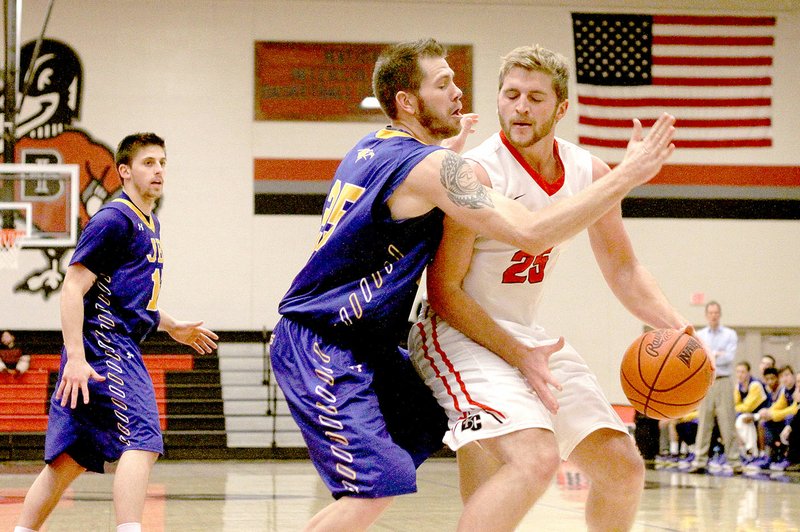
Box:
[461,132,593,337]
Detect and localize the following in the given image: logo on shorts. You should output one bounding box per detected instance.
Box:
[462,412,482,431]
[454,409,506,436]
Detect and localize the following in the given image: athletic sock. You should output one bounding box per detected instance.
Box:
[14,527,37,532]
[116,523,141,532]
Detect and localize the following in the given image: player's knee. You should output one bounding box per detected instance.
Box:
[615,444,645,488]
[626,449,646,480]
[336,495,395,514]
[306,495,395,531]
[515,445,560,484]
[593,437,644,492]
[541,445,562,478]
[357,495,395,513]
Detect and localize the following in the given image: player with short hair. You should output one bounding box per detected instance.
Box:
[15,133,218,532]
[409,44,689,531]
[761,365,798,470]
[760,354,776,378]
[270,37,677,531]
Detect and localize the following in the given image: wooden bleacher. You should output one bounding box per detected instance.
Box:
[0,331,228,461]
[0,354,188,432]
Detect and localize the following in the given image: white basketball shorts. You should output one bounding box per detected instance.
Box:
[409,312,628,460]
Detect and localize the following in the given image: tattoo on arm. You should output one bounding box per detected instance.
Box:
[440,152,493,209]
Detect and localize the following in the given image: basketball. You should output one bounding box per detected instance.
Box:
[620,328,714,420]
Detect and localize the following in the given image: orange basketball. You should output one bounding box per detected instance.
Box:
[620,328,714,420]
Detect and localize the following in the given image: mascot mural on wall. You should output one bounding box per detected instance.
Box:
[2,39,121,299]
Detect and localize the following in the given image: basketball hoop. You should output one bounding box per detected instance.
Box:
[0,229,24,269]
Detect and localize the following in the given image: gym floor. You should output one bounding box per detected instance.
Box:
[1,458,799,531]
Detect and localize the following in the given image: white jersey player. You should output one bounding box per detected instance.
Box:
[409,45,691,532]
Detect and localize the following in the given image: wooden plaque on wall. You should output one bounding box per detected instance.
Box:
[254,41,473,122]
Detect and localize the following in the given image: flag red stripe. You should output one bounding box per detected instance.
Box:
[577,137,637,148]
[254,158,340,181]
[577,96,771,107]
[674,138,772,148]
[653,15,776,27]
[579,116,771,128]
[653,56,772,66]
[653,35,774,46]
[652,77,771,87]
[580,137,772,149]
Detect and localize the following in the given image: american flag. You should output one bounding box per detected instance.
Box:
[571,13,775,153]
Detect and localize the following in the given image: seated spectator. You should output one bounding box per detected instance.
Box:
[759,354,776,379]
[779,376,800,472]
[744,367,780,472]
[734,361,768,459]
[655,411,699,470]
[0,330,29,376]
[764,366,798,471]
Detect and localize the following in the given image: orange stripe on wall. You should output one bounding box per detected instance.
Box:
[254,159,341,181]
[650,165,800,187]
[256,160,800,187]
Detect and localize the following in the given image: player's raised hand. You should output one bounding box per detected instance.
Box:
[441,113,479,153]
[618,113,676,187]
[56,357,106,409]
[517,337,565,415]
[167,320,219,354]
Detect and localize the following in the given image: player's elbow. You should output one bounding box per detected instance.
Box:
[426,285,460,321]
[426,287,448,317]
[515,231,552,257]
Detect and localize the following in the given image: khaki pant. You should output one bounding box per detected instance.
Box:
[693,375,740,464]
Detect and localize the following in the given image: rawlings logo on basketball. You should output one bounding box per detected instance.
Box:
[644,329,674,358]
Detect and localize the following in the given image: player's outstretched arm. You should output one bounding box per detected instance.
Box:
[158,311,219,354]
[587,155,689,333]
[57,264,106,409]
[393,114,676,258]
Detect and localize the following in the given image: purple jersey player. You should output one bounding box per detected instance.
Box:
[269,38,677,531]
[15,133,218,532]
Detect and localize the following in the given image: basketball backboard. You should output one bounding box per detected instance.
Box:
[0,163,79,248]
